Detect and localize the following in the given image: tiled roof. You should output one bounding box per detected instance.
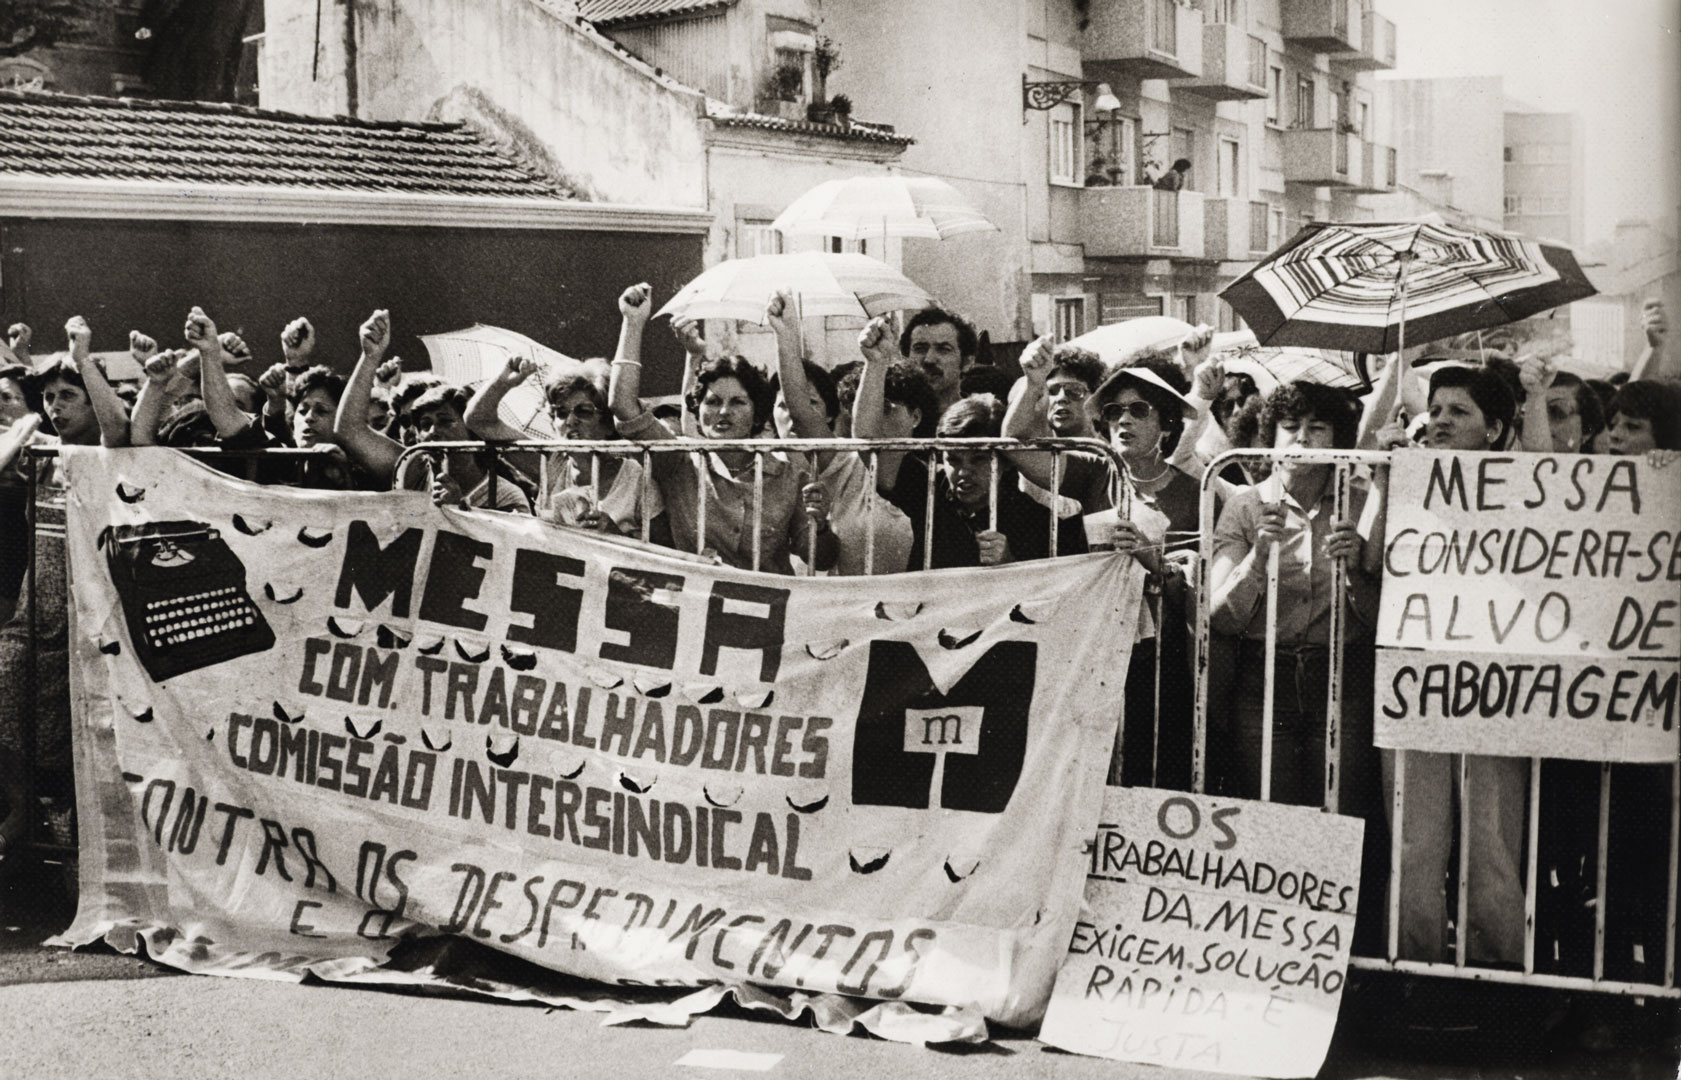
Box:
[708,112,914,147]
[576,0,732,26]
[0,90,572,199]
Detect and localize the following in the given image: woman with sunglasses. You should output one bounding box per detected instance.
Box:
[465,355,664,536]
[1003,346,1205,789]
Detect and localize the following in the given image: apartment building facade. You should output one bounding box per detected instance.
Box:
[1502,106,1585,248]
[825,0,1400,346]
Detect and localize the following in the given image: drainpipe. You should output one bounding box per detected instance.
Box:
[342,0,359,117]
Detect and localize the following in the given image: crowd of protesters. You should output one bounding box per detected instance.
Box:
[0,288,1677,1016]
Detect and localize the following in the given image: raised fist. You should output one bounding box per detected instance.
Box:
[1017,334,1055,380]
[359,309,391,358]
[375,357,404,388]
[618,283,652,323]
[218,331,252,363]
[281,316,315,365]
[129,330,159,364]
[258,362,289,398]
[857,317,895,365]
[182,307,219,353]
[64,315,93,356]
[143,351,178,386]
[6,323,31,352]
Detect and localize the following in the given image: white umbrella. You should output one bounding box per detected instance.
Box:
[656,252,934,324]
[1064,316,1197,367]
[418,325,578,439]
[771,175,998,241]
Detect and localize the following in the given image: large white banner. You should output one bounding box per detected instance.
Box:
[1039,789,1364,1078]
[57,448,1141,1028]
[1374,450,1680,761]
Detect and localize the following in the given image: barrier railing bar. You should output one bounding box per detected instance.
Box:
[1456,753,1471,968]
[1666,762,1679,987]
[1347,957,1679,998]
[1260,541,1280,803]
[695,448,709,557]
[1389,749,1405,963]
[1048,450,1062,559]
[751,453,764,573]
[922,453,936,572]
[1595,761,1611,982]
[864,450,879,576]
[639,448,653,544]
[987,454,999,534]
[1524,756,1540,975]
[1323,464,1350,814]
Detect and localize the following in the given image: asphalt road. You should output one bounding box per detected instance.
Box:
[3,855,1677,1080]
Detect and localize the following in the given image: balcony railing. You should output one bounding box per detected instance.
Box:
[1281,0,1362,53]
[1203,196,1259,261]
[1082,0,1203,78]
[1082,185,1205,258]
[1346,140,1398,193]
[1250,200,1272,252]
[1333,8,1396,70]
[1281,128,1363,186]
[1178,24,1267,100]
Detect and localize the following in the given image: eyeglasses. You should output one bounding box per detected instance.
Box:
[1046,382,1090,401]
[1101,401,1156,424]
[552,403,602,422]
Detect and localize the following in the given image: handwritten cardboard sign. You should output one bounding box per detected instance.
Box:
[1040,788,1364,1078]
[1374,451,1680,760]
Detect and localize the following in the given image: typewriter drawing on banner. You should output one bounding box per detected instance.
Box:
[104,519,276,683]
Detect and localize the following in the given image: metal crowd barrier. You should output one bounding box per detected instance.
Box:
[1191,446,1680,1000]
[13,439,1674,1000]
[393,435,1132,571]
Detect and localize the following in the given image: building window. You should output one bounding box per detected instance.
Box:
[827,237,869,255]
[1212,0,1245,24]
[1054,298,1085,342]
[1176,296,1197,324]
[1172,126,1196,190]
[1087,113,1137,187]
[1503,146,1514,162]
[1271,206,1286,246]
[1295,75,1314,128]
[1151,0,1179,54]
[737,220,783,258]
[1358,102,1369,139]
[1100,295,1164,324]
[1049,102,1081,185]
[770,47,809,103]
[1218,138,1241,198]
[1247,36,1268,90]
[1267,66,1283,125]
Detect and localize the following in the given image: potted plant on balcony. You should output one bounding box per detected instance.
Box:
[829,92,852,130]
[762,62,806,119]
[813,35,842,100]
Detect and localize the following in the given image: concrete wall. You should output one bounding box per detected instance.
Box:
[821,0,1032,341]
[0,216,702,394]
[259,0,708,207]
[1380,76,1504,224]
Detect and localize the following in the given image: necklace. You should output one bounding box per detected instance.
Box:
[1127,460,1173,486]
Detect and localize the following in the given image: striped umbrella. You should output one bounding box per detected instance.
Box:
[771,176,998,241]
[1220,218,1597,355]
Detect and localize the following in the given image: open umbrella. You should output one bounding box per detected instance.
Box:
[1220,346,1364,391]
[655,251,934,324]
[771,175,998,241]
[418,325,578,439]
[1064,316,1196,366]
[1220,218,1597,355]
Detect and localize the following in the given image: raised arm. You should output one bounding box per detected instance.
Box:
[5,323,31,367]
[65,316,131,447]
[1631,299,1666,381]
[999,334,1059,488]
[609,283,654,426]
[670,316,707,437]
[128,345,180,447]
[183,308,253,439]
[464,355,539,441]
[767,288,836,471]
[850,317,909,496]
[1516,354,1555,453]
[333,309,405,481]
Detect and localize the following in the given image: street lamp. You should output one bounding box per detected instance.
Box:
[1021,76,1121,116]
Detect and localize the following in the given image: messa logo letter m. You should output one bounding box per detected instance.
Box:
[850,639,1037,814]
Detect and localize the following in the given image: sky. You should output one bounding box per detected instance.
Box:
[1377,0,1681,245]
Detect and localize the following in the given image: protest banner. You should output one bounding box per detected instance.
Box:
[55,447,1143,1030]
[1373,450,1680,761]
[1039,788,1364,1078]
